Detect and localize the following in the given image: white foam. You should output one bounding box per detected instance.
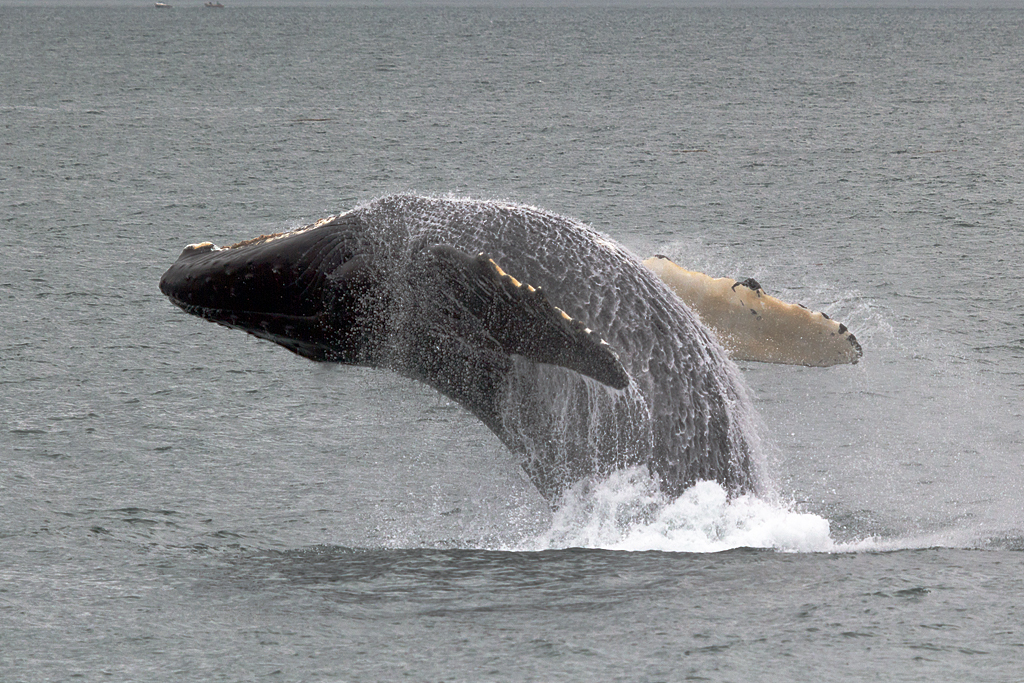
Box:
[520,467,837,553]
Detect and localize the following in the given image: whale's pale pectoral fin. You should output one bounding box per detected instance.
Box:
[643,255,862,367]
[414,245,629,389]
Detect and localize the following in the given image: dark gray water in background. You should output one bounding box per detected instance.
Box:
[3,5,1024,681]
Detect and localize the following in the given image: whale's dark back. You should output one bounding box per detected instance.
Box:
[347,196,759,500]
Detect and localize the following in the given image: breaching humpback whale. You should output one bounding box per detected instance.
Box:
[160,195,759,501]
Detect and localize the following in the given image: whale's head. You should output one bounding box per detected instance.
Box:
[159,213,384,363]
[160,208,631,392]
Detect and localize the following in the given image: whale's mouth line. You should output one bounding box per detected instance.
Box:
[168,299,340,362]
[168,299,322,327]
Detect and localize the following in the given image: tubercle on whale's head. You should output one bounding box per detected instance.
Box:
[159,215,382,364]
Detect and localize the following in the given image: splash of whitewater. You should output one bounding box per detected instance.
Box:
[516,467,836,553]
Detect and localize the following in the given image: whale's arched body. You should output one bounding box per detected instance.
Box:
[159,195,758,501]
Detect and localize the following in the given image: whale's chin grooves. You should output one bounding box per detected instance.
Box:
[160,194,760,502]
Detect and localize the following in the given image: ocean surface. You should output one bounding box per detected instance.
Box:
[3,4,1024,681]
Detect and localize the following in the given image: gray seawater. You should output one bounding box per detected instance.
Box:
[3,4,1024,681]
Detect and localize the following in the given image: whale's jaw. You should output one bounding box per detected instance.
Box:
[159,217,384,364]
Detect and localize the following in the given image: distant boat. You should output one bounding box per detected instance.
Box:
[204,2,224,6]
[154,2,172,7]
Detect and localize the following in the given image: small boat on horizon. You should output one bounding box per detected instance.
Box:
[154,2,172,7]
[204,2,224,7]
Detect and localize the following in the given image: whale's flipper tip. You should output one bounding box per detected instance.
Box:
[419,245,629,389]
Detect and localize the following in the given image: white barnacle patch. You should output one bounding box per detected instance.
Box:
[313,214,339,228]
[236,212,350,250]
[270,224,317,242]
[184,241,220,252]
